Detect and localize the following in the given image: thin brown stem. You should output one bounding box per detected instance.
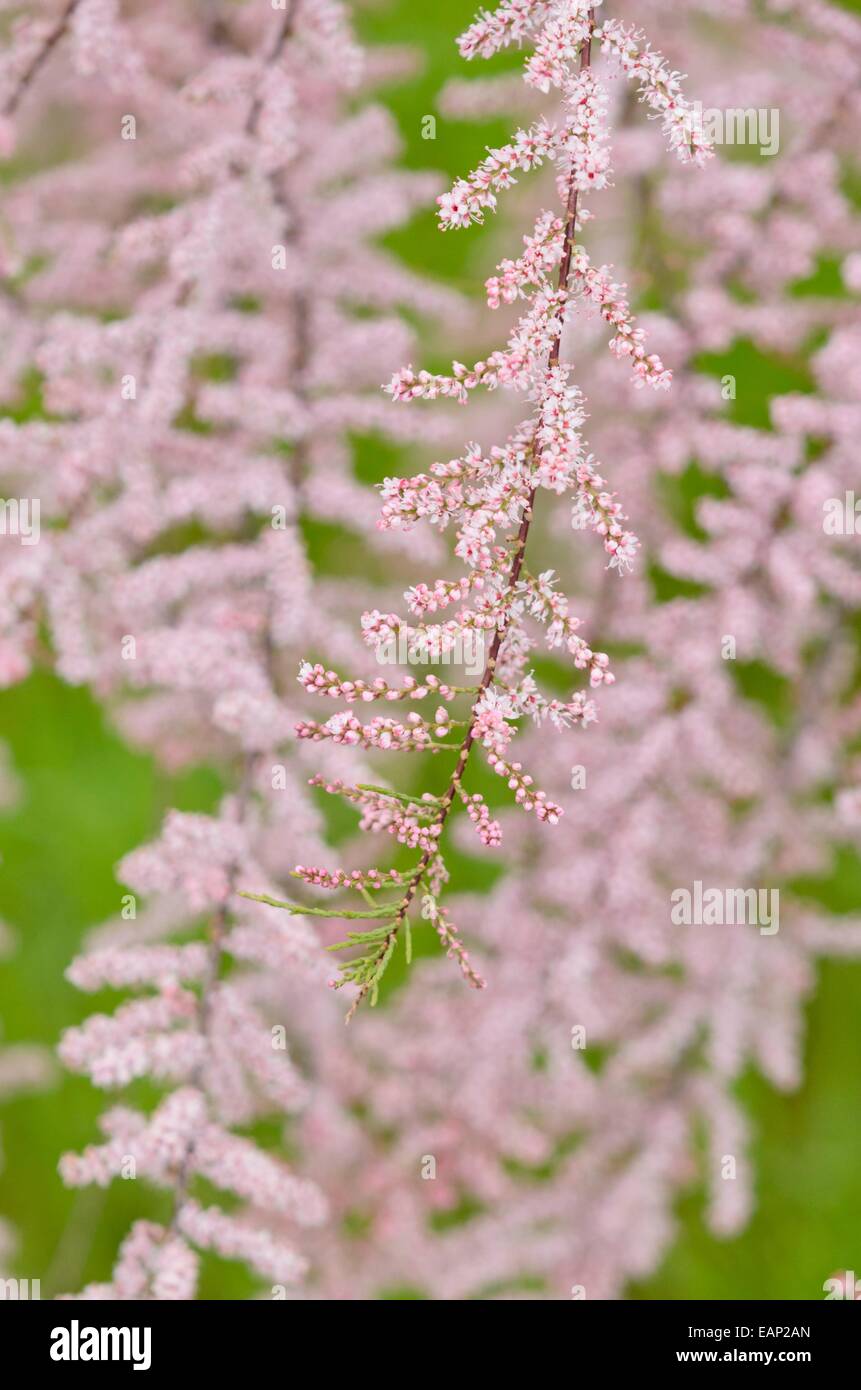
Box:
[2,0,82,117]
[244,0,301,136]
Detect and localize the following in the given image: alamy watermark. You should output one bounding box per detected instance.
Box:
[690,103,780,157]
[671,881,779,935]
[50,1320,151,1370]
[376,627,486,678]
[0,1276,40,1299]
[823,1270,861,1300]
[823,491,861,536]
[0,497,40,545]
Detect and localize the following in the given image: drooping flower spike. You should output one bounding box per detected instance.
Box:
[256,2,712,1017]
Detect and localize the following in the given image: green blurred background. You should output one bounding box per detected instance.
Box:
[0,0,860,1299]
